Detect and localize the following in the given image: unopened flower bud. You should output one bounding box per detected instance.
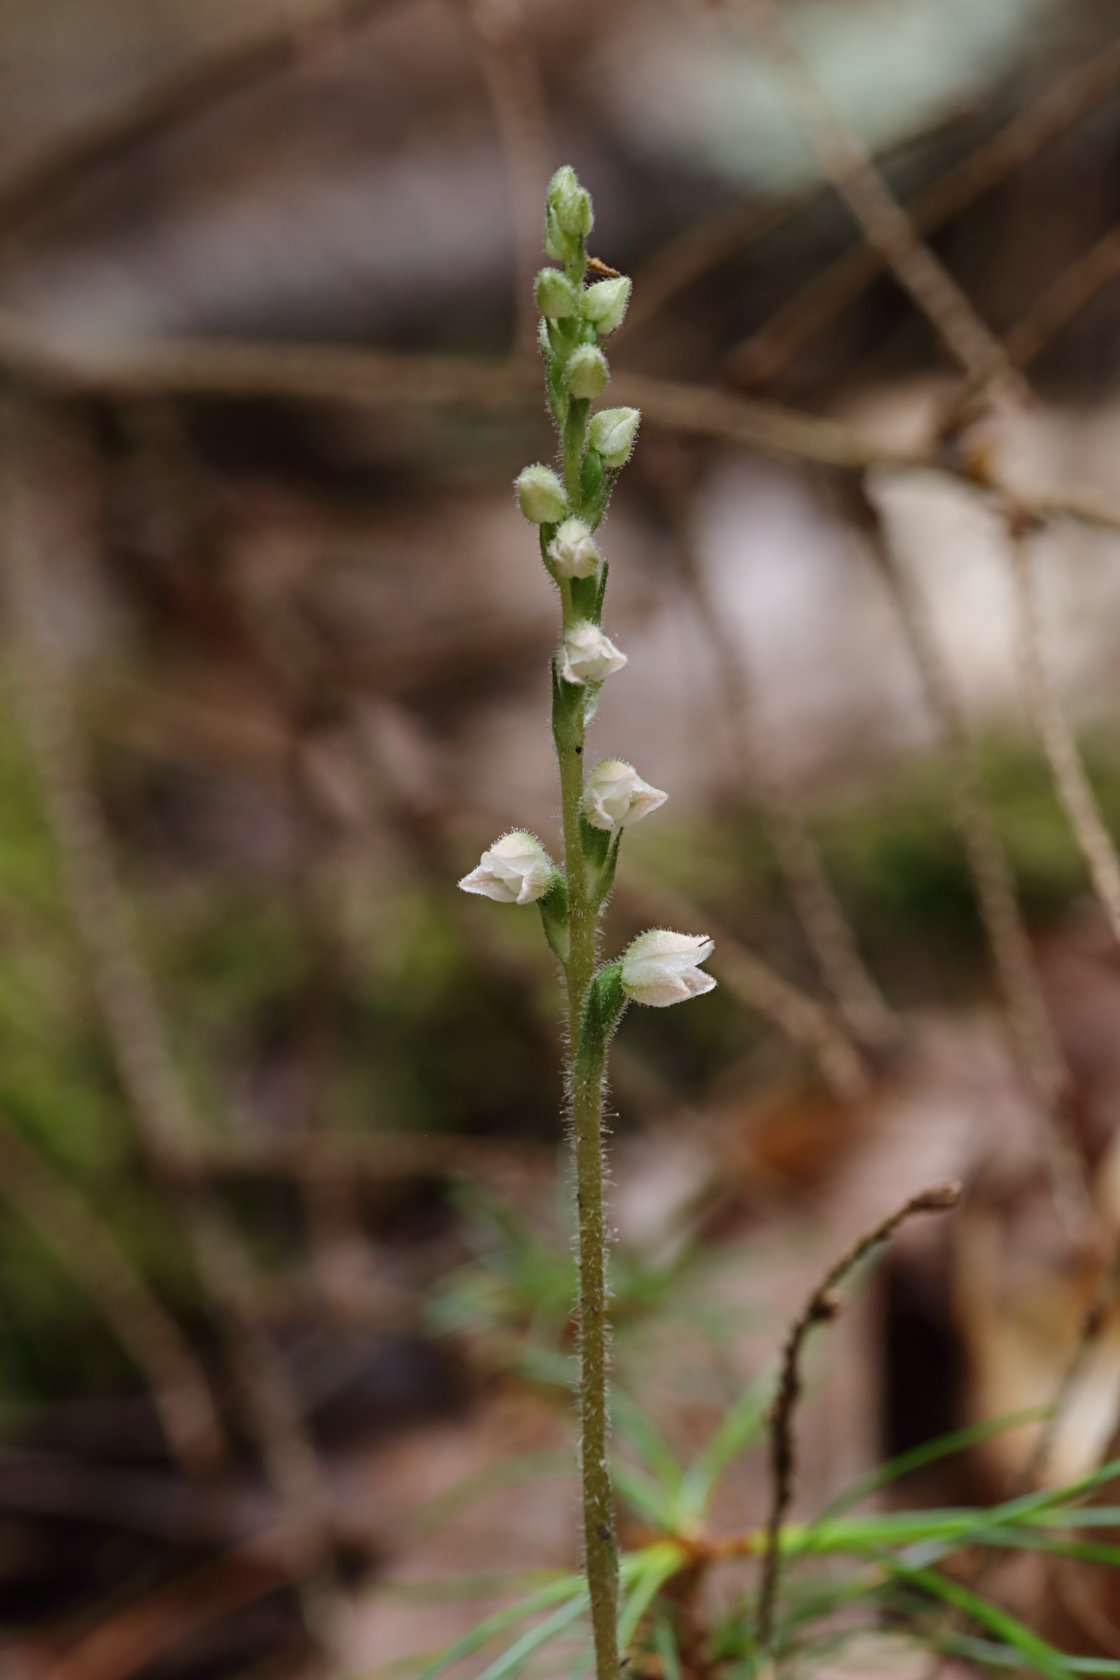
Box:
[548,517,599,579]
[536,269,579,320]
[560,619,627,685]
[620,930,716,1008]
[588,406,640,469]
[548,166,594,239]
[583,276,631,336]
[564,344,609,400]
[458,831,555,905]
[515,464,567,524]
[582,759,667,831]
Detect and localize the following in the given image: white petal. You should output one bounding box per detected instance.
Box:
[458,865,519,903]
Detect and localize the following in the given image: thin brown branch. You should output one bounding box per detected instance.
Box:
[1003,519,1120,1493]
[728,0,1023,400]
[616,872,870,1102]
[649,446,894,1053]
[624,196,811,341]
[0,1115,224,1479]
[1008,521,1120,947]
[1004,222,1120,373]
[40,1546,294,1680]
[756,1180,962,1653]
[464,0,553,361]
[0,313,1117,535]
[0,0,385,243]
[846,481,1086,1212]
[621,106,976,341]
[1023,1229,1120,1494]
[725,36,1120,387]
[0,394,343,1648]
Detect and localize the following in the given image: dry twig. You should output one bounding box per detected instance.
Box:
[726,37,1120,386]
[846,480,1086,1211]
[464,0,553,360]
[0,394,343,1647]
[649,446,894,1053]
[0,0,385,242]
[728,0,1023,401]
[1003,221,1120,374]
[621,107,974,341]
[616,872,870,1101]
[0,1115,224,1479]
[1008,520,1120,947]
[756,1180,961,1654]
[0,314,1115,536]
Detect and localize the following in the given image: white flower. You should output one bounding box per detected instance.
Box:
[583,276,631,336]
[515,464,567,524]
[458,831,554,905]
[564,344,609,400]
[560,620,627,685]
[588,406,640,469]
[548,518,599,579]
[582,759,667,831]
[621,930,716,1008]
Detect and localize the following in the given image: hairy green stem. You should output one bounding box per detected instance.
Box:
[563,398,589,511]
[570,1019,619,1675]
[555,450,620,1679]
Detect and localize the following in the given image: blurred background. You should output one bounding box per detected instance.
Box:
[6,0,1120,1675]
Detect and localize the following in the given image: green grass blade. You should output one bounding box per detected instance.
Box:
[944,1634,1120,1675]
[618,1542,687,1649]
[409,1452,573,1539]
[881,1559,1074,1679]
[612,1389,683,1493]
[473,1595,589,1680]
[412,1575,585,1680]
[982,1452,1120,1531]
[966,1530,1120,1570]
[652,1615,683,1680]
[1034,1507,1120,1528]
[678,1375,774,1520]
[816,1408,1047,1522]
[612,1461,681,1530]
[803,1508,996,1556]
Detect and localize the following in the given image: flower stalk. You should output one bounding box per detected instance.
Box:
[458,166,716,1679]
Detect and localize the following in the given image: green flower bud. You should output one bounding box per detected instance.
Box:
[583,276,631,336]
[548,166,594,239]
[515,464,567,524]
[536,268,579,320]
[564,344,609,400]
[588,405,639,469]
[544,215,567,264]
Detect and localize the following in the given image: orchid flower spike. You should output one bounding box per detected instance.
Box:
[620,929,716,1007]
[459,831,556,905]
[560,620,627,685]
[582,759,667,831]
